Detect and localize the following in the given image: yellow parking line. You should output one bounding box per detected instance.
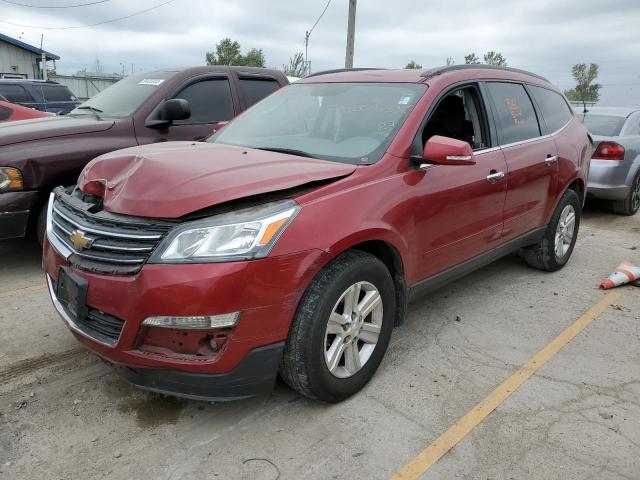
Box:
[392,291,620,480]
[0,283,47,298]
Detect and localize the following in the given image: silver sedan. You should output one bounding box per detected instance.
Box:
[580,107,640,215]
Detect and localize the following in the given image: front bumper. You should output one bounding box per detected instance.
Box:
[114,342,285,401]
[0,191,37,240]
[43,233,328,399]
[587,160,633,200]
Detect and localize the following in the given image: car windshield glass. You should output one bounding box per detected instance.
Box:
[581,114,626,136]
[68,71,175,118]
[210,82,427,164]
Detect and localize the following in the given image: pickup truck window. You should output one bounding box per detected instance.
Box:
[69,71,175,118]
[173,78,234,124]
[239,78,280,108]
[211,82,427,164]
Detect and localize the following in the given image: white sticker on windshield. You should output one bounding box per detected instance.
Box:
[398,96,412,105]
[138,79,165,86]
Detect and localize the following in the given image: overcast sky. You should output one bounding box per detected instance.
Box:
[2,0,640,104]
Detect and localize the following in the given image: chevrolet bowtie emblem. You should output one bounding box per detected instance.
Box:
[69,229,92,250]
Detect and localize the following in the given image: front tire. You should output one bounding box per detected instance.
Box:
[36,202,47,247]
[523,189,581,272]
[611,170,640,216]
[280,250,395,402]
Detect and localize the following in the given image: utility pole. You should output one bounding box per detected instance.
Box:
[305,30,310,75]
[40,34,47,81]
[344,0,357,69]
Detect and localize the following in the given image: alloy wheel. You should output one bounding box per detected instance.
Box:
[323,281,384,378]
[554,204,576,259]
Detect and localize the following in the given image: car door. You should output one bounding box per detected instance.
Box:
[412,84,508,279]
[485,81,558,241]
[139,76,238,142]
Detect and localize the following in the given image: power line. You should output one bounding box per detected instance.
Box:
[308,0,332,37]
[304,0,333,75]
[0,0,111,8]
[0,0,177,29]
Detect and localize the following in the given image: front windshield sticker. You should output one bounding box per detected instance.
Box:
[398,96,412,105]
[138,79,165,86]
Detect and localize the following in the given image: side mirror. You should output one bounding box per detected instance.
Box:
[212,121,229,134]
[160,98,190,122]
[145,98,190,127]
[414,135,475,167]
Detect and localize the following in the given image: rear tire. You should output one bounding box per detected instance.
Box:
[611,170,640,216]
[279,250,395,403]
[523,189,581,272]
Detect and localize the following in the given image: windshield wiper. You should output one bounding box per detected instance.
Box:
[254,147,316,158]
[76,105,103,113]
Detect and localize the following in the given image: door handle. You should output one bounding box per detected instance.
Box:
[486,171,505,182]
[545,155,558,165]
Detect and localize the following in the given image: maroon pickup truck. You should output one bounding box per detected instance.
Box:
[0,66,288,241]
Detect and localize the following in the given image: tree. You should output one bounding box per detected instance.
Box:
[405,60,422,69]
[564,63,601,105]
[205,38,265,67]
[242,48,266,67]
[445,56,455,66]
[483,51,507,66]
[283,52,307,77]
[464,53,480,65]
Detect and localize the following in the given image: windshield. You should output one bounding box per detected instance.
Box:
[210,82,427,164]
[69,71,175,118]
[581,114,626,136]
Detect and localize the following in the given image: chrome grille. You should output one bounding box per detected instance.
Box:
[50,189,173,275]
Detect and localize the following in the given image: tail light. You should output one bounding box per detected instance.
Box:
[592,142,625,160]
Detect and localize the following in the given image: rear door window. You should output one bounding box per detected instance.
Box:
[41,85,76,102]
[173,78,234,124]
[0,84,34,104]
[528,85,573,134]
[486,82,541,145]
[239,78,280,108]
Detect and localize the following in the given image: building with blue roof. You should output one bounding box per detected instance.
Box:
[0,32,60,79]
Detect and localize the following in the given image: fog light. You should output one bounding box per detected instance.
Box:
[142,312,239,329]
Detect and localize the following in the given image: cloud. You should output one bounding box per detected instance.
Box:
[2,0,639,104]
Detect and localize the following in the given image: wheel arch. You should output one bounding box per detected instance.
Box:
[327,235,409,327]
[566,177,586,206]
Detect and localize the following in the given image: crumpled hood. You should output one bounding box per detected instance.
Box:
[0,115,114,147]
[78,142,357,218]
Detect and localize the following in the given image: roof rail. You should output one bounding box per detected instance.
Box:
[304,68,386,78]
[420,64,549,82]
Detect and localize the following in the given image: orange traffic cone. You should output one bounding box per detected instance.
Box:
[600,260,640,289]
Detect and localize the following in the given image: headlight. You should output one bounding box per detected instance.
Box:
[0,167,23,192]
[149,200,299,263]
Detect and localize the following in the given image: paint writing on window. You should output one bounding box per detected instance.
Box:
[505,98,525,125]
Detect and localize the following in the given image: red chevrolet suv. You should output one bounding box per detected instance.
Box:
[43,65,590,402]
